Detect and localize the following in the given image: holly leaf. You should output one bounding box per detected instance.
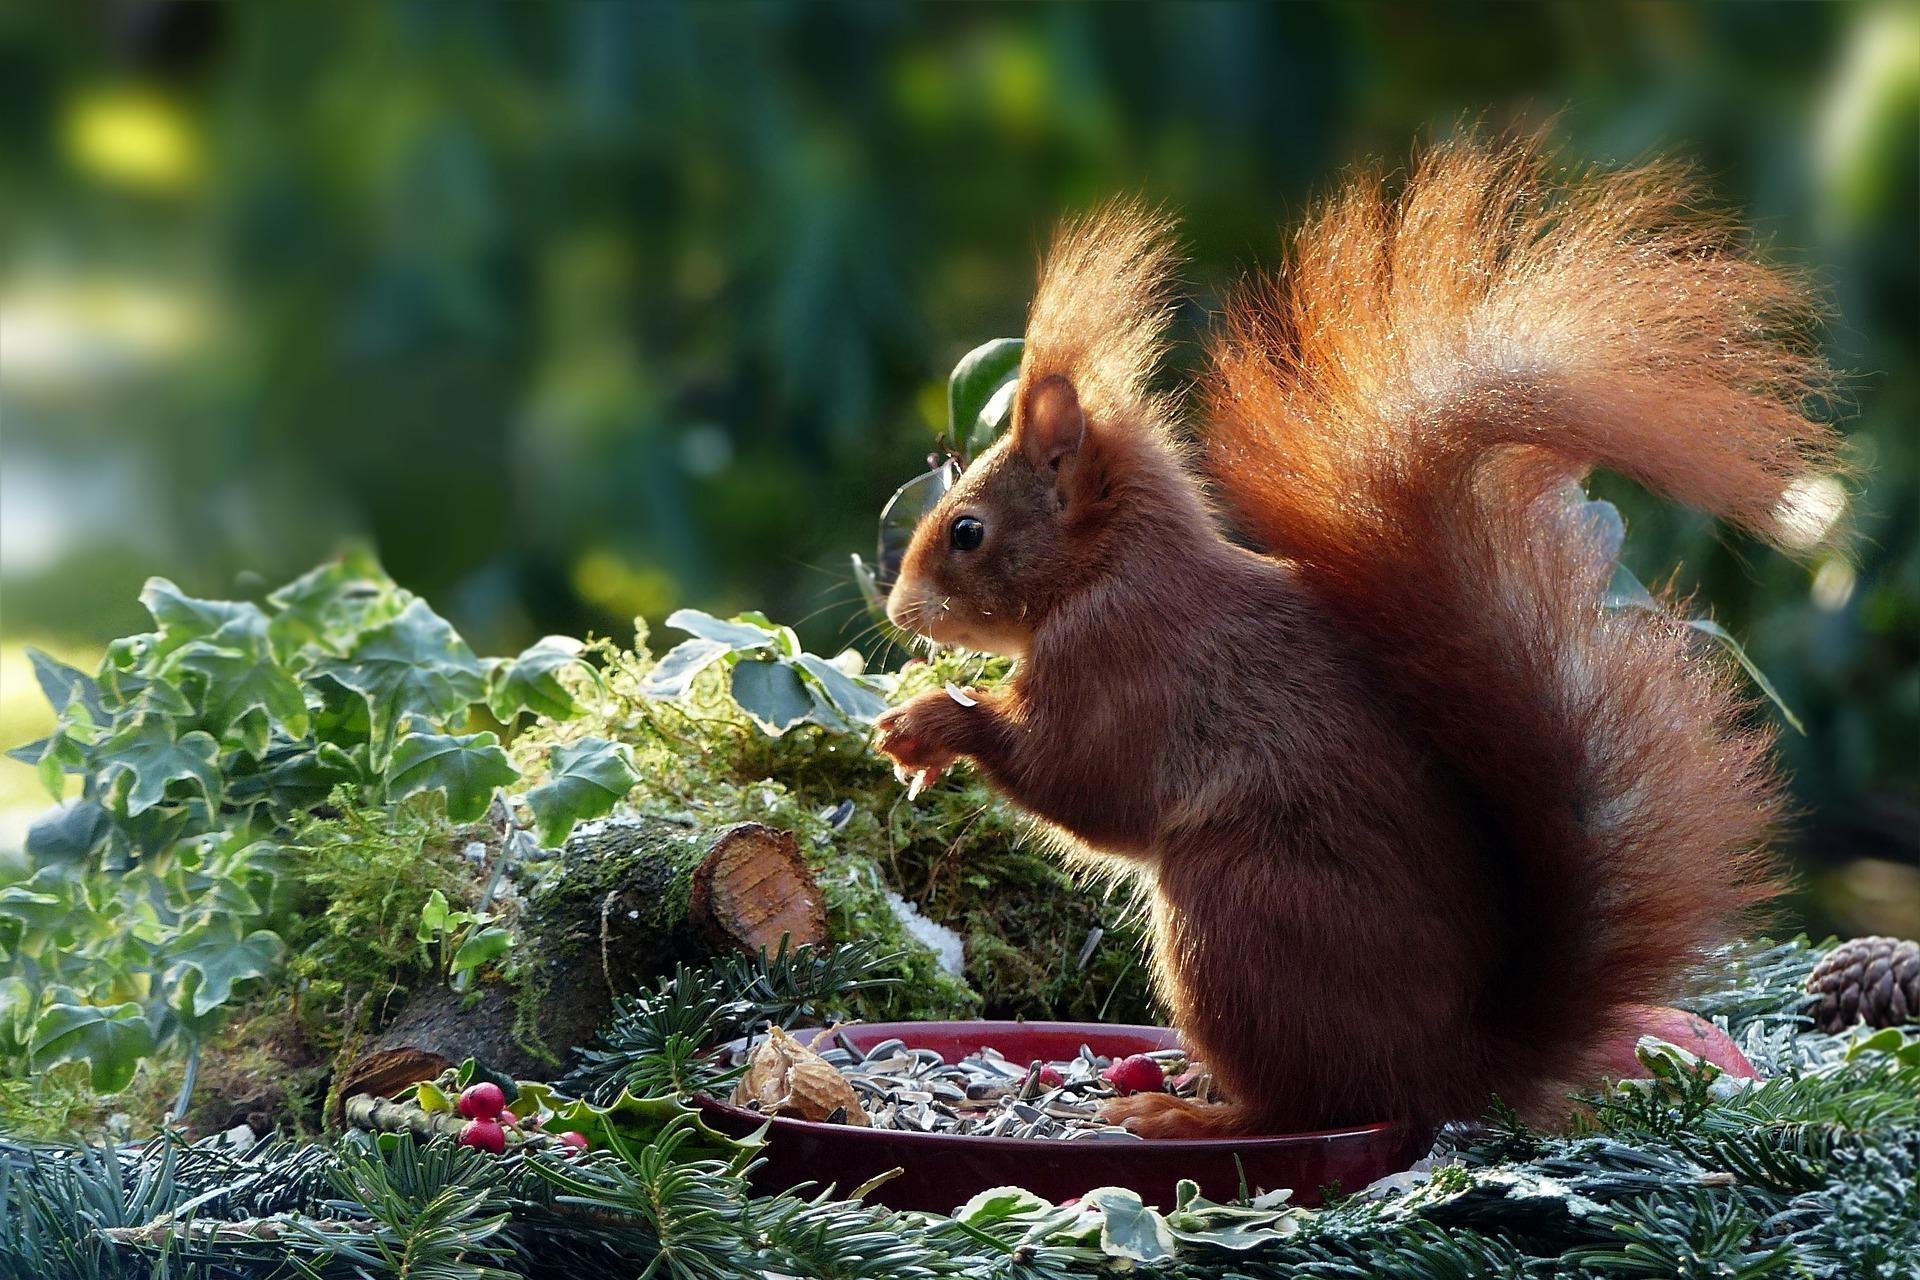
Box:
[487,636,587,723]
[386,730,519,822]
[317,599,486,745]
[730,659,812,734]
[30,1000,155,1093]
[524,737,640,847]
[164,925,285,1019]
[94,716,222,816]
[641,638,734,699]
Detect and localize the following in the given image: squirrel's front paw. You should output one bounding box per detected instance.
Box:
[875,693,964,778]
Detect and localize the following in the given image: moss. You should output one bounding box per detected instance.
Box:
[508,641,1159,1027]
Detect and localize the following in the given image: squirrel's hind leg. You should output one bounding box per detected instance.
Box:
[1099,1093,1258,1139]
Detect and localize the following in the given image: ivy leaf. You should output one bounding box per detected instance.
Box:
[730,659,812,734]
[173,640,313,757]
[28,648,106,723]
[140,578,271,661]
[386,730,519,822]
[94,716,222,816]
[487,635,587,723]
[661,608,779,652]
[524,737,640,847]
[793,653,888,723]
[164,925,285,1019]
[317,599,486,746]
[24,801,113,870]
[9,732,88,800]
[1082,1187,1177,1263]
[97,667,196,720]
[266,548,401,658]
[30,1000,155,1093]
[948,337,1023,461]
[641,638,734,699]
[955,1186,1054,1226]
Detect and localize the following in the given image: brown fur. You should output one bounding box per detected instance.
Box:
[878,137,1839,1137]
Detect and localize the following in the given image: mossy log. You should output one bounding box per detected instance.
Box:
[352,818,825,1087]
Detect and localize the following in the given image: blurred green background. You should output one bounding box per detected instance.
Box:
[1,3,1914,934]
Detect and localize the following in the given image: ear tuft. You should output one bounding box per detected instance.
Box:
[1021,201,1179,428]
[1020,375,1085,478]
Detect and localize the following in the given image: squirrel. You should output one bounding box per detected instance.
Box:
[874,136,1840,1139]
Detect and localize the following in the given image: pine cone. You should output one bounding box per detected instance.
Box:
[1805,936,1920,1034]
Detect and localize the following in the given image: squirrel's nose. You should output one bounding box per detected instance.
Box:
[885,574,929,634]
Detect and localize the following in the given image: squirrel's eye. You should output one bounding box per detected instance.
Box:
[950,516,985,552]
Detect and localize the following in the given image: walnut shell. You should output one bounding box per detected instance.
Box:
[730,1026,868,1126]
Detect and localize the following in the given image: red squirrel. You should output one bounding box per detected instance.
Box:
[874,138,1839,1138]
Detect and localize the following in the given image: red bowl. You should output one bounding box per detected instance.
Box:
[695,1020,1430,1213]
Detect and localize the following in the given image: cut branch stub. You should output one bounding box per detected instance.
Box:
[690,822,827,956]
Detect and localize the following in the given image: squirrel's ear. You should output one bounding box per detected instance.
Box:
[1018,374,1086,482]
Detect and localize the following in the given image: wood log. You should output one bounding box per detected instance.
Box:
[355,818,825,1085]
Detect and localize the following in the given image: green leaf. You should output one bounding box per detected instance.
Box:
[140,578,271,661]
[955,1186,1053,1226]
[545,1088,750,1160]
[948,337,1025,461]
[173,639,313,756]
[28,648,106,722]
[317,599,486,745]
[94,716,222,816]
[30,1000,155,1093]
[730,659,813,734]
[165,925,285,1019]
[386,730,519,822]
[265,547,401,658]
[486,635,586,722]
[524,736,640,847]
[450,925,514,976]
[1082,1187,1176,1263]
[1682,617,1806,735]
[418,889,456,942]
[793,652,889,723]
[641,638,734,699]
[24,801,111,869]
[662,608,780,652]
[10,732,88,800]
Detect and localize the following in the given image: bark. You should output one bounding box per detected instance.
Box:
[354,817,825,1084]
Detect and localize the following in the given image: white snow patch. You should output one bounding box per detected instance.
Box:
[885,890,966,976]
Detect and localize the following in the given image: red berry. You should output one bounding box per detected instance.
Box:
[458,1082,506,1120]
[460,1118,506,1154]
[1037,1065,1065,1089]
[558,1130,590,1154]
[1102,1054,1165,1096]
[499,1108,519,1128]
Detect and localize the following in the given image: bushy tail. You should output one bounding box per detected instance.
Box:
[1206,137,1840,1113]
